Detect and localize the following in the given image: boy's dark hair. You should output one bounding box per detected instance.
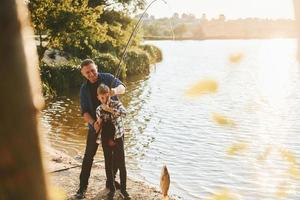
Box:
[80,59,95,69]
[97,84,110,95]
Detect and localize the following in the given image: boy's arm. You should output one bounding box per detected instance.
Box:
[111,101,127,117]
[96,117,103,131]
[101,101,126,117]
[95,107,104,132]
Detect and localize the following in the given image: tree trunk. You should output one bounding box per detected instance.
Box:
[0,0,48,199]
[295,0,300,62]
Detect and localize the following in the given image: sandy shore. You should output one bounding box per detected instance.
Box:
[43,145,182,200]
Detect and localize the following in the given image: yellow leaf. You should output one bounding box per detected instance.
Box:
[210,188,237,200]
[257,146,272,162]
[48,185,66,200]
[280,148,297,165]
[276,182,289,199]
[212,113,235,127]
[227,142,248,156]
[185,79,218,97]
[229,53,244,64]
[288,164,300,179]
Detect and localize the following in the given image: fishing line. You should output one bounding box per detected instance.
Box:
[110,0,171,89]
[49,159,104,173]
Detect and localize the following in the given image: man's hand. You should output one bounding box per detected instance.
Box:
[110,88,116,96]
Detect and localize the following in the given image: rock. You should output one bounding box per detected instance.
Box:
[52,156,63,163]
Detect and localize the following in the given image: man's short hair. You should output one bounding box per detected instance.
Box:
[80,59,95,69]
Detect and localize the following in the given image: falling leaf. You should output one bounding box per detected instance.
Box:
[48,185,66,200]
[257,146,272,162]
[276,182,289,199]
[229,53,244,64]
[212,113,235,127]
[185,79,218,97]
[288,164,300,179]
[280,148,297,165]
[210,188,238,200]
[227,142,248,156]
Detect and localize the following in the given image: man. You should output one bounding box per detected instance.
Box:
[75,59,126,199]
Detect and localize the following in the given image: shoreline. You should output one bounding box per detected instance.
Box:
[43,145,182,200]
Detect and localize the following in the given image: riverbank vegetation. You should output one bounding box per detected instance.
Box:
[27,0,163,96]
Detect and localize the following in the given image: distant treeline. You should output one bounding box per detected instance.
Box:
[140,13,297,39]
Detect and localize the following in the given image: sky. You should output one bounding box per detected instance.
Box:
[144,0,295,19]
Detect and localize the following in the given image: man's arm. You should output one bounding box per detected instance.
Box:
[83,112,95,125]
[110,84,125,96]
[103,73,126,96]
[83,112,100,133]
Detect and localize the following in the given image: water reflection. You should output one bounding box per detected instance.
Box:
[42,39,300,199]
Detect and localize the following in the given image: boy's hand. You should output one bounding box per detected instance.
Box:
[93,121,101,133]
[108,139,116,147]
[101,104,113,113]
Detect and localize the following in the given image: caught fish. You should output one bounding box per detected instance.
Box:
[185,79,218,97]
[160,165,170,200]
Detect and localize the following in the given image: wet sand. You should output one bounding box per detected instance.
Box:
[43,145,182,200]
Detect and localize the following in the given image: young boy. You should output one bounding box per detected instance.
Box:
[96,84,131,200]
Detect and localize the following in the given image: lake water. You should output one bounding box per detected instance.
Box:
[42,39,300,199]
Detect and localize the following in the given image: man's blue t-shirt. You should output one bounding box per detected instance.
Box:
[79,73,124,130]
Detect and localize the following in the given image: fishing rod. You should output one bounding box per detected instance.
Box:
[49,159,104,174]
[110,0,168,89]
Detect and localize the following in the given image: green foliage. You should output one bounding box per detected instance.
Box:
[46,1,108,59]
[124,48,150,76]
[28,0,163,96]
[40,62,83,95]
[94,53,126,80]
[27,0,145,60]
[142,18,173,37]
[140,44,162,64]
[28,0,108,59]
[27,0,54,59]
[42,82,57,97]
[88,0,146,10]
[96,10,142,56]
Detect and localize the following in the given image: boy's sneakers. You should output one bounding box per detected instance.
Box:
[106,180,121,189]
[114,181,121,189]
[74,187,87,199]
[120,190,131,200]
[106,190,115,200]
